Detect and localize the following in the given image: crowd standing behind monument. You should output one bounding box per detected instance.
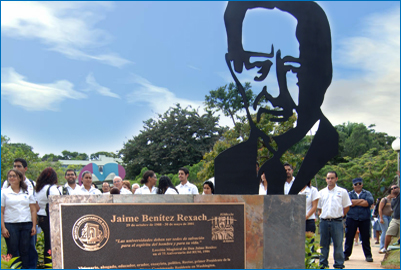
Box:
[1,158,400,269]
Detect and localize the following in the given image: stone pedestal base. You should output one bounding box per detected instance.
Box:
[49,194,305,269]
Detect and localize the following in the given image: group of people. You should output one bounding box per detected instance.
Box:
[1,160,72,268]
[299,171,399,269]
[258,161,400,269]
[2,158,400,270]
[99,168,215,196]
[0,159,216,269]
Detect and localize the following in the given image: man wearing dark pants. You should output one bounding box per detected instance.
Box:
[318,171,352,269]
[343,178,374,262]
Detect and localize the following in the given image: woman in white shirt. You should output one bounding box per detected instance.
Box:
[259,173,268,195]
[136,170,158,194]
[157,176,179,194]
[80,171,102,195]
[36,167,61,265]
[298,180,320,233]
[1,169,37,269]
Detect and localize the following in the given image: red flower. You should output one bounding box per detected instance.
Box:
[1,254,12,262]
[47,249,52,256]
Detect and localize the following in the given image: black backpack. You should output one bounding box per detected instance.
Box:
[62,186,69,195]
[373,199,383,217]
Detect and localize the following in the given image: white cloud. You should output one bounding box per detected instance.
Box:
[336,9,399,81]
[126,74,203,113]
[85,73,120,99]
[1,1,131,68]
[187,65,201,71]
[323,8,400,136]
[126,73,235,128]
[1,67,86,111]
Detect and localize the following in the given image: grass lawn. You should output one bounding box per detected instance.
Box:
[381,249,400,269]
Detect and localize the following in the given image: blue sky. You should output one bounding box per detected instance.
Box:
[1,1,400,157]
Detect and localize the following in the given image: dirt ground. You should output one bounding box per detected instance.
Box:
[324,238,390,269]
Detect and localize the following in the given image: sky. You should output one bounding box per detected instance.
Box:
[1,1,400,157]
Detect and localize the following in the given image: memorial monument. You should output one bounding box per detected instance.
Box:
[50,194,304,269]
[49,1,336,268]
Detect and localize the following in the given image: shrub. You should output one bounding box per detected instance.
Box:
[305,232,322,269]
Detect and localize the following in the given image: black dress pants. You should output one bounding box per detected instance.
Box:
[344,218,372,259]
[38,215,52,264]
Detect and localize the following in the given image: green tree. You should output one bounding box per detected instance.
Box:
[90,151,118,160]
[8,143,36,154]
[61,150,88,160]
[132,162,205,191]
[204,82,254,126]
[29,160,66,186]
[1,135,40,182]
[197,107,304,182]
[120,104,227,178]
[316,148,398,199]
[41,153,63,161]
[66,164,84,175]
[133,167,151,183]
[1,135,65,185]
[333,122,395,164]
[288,135,313,156]
[1,135,15,181]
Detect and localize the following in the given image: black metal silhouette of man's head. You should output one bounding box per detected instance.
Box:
[225,1,332,132]
[214,1,338,195]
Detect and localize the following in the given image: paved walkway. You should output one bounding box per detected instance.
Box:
[324,238,386,269]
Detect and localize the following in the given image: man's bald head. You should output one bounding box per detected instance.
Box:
[113,176,123,190]
[132,183,140,194]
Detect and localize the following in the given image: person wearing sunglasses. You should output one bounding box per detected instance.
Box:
[343,178,374,262]
[381,185,400,253]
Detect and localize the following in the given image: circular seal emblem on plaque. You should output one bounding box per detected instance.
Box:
[72,215,109,251]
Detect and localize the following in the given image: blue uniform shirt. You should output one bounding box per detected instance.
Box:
[346,189,374,221]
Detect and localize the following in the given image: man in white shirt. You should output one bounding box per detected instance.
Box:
[176,167,199,195]
[63,169,81,195]
[283,163,295,195]
[317,171,352,269]
[113,176,132,194]
[131,183,140,194]
[102,182,111,194]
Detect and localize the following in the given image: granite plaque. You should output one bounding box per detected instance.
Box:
[59,203,245,269]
